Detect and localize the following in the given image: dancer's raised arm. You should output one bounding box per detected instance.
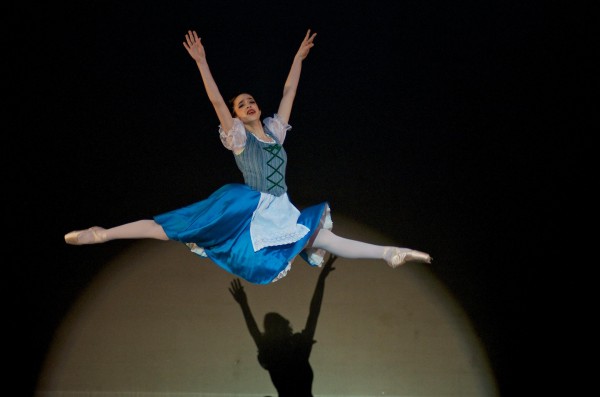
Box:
[65,28,431,280]
[183,30,234,133]
[277,29,317,124]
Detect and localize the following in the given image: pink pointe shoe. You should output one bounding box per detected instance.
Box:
[384,247,432,269]
[64,227,106,245]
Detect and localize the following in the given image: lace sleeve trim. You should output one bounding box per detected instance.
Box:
[264,114,291,144]
[219,118,247,152]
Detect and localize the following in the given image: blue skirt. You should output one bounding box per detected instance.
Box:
[154,183,329,284]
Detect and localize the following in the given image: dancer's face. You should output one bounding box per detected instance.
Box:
[232,93,261,122]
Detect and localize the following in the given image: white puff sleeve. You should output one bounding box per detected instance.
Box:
[219,118,247,152]
[264,114,292,144]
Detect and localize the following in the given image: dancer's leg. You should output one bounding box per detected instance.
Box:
[313,229,383,259]
[64,220,169,245]
[312,229,431,268]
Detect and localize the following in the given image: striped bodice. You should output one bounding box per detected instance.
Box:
[234,131,288,196]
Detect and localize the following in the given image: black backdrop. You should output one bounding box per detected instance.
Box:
[14,1,569,395]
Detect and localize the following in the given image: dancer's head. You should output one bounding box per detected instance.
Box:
[229,93,262,121]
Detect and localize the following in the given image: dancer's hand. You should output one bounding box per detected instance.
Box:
[295,29,317,61]
[228,278,247,305]
[183,30,206,63]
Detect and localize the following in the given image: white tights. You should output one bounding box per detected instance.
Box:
[99,220,169,241]
[312,228,386,260]
[76,222,390,262]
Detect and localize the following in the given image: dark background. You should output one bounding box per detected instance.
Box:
[15,1,571,395]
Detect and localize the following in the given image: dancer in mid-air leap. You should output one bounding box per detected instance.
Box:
[65,28,431,284]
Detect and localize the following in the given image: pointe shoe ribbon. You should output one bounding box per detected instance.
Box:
[64,227,103,245]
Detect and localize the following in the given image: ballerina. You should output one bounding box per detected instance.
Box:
[65,29,431,285]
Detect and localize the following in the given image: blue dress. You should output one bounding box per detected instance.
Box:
[154,115,331,284]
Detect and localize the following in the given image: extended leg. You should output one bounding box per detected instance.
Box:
[312,229,431,268]
[64,220,169,245]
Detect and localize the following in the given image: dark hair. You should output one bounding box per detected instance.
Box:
[228,92,257,117]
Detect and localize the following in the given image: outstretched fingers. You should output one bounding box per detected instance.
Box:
[304,29,317,45]
[302,29,316,51]
[183,30,200,50]
[297,29,317,59]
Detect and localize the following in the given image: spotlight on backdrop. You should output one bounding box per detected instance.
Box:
[37,215,497,397]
